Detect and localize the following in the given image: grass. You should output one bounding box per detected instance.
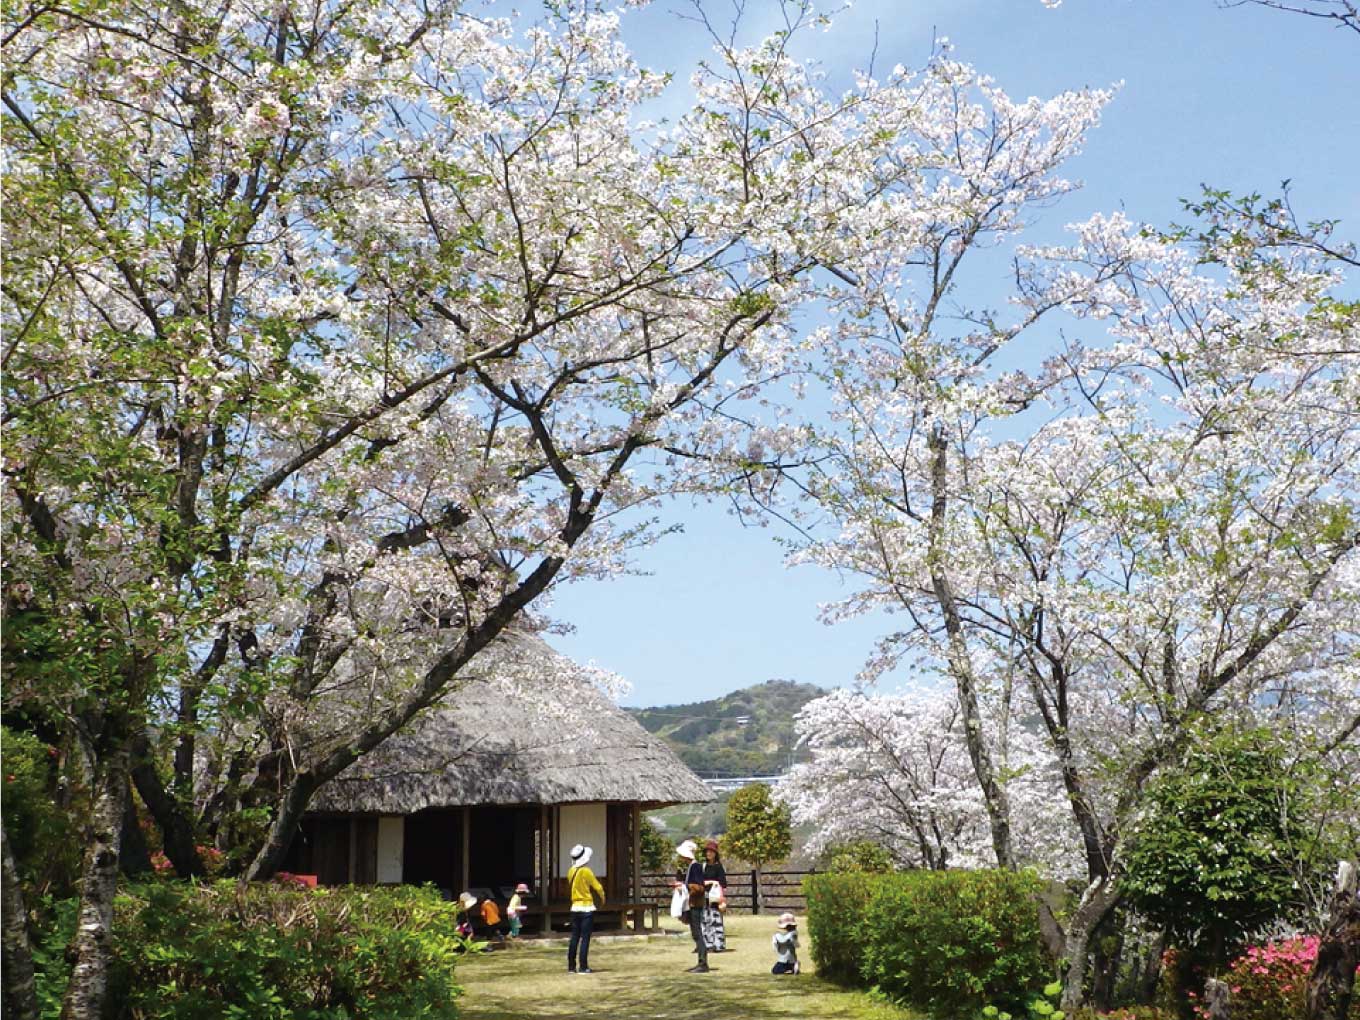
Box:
[455,912,926,1020]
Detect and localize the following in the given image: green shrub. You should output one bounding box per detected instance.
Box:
[99,881,464,1020]
[807,870,1050,1017]
[983,979,1066,1020]
[820,840,895,874]
[1,726,82,895]
[804,872,875,982]
[865,870,1049,1015]
[31,895,79,1019]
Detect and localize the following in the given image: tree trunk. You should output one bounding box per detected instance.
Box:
[119,782,153,877]
[243,772,318,881]
[1028,663,1110,882]
[59,741,131,1020]
[1038,898,1067,959]
[1091,914,1124,1010]
[130,740,204,877]
[1059,876,1122,1012]
[927,427,1015,869]
[1,821,40,1020]
[1204,978,1232,1020]
[1306,859,1359,1020]
[1136,932,1165,1005]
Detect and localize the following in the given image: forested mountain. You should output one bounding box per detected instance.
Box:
[626,680,825,778]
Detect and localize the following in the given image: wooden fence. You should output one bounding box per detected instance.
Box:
[638,869,817,915]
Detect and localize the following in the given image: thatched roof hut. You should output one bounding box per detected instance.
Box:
[285,631,710,920]
[310,630,711,812]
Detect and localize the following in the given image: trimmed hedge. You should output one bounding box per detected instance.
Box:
[37,881,465,1020]
[805,869,1050,1016]
[804,871,875,983]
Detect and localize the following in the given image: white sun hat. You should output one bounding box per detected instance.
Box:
[570,843,593,867]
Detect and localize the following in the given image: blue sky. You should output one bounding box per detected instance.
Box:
[542,0,1360,707]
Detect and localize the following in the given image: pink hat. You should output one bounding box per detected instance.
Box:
[515,882,530,893]
[776,912,797,929]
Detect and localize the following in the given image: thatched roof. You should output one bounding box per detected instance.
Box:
[309,631,713,814]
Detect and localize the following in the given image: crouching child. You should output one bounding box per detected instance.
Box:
[772,912,800,975]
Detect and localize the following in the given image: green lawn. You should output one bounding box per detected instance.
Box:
[456,913,925,1020]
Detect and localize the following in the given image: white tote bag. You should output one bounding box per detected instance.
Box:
[669,884,688,919]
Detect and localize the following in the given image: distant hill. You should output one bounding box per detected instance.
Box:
[626,680,825,780]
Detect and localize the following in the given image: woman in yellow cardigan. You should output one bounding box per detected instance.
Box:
[567,843,605,973]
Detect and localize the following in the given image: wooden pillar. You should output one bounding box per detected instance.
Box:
[460,806,470,894]
[553,804,561,885]
[538,804,549,905]
[631,803,642,931]
[548,804,561,934]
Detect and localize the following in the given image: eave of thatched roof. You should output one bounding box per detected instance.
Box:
[308,631,713,814]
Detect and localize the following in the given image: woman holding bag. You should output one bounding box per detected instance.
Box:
[676,840,710,973]
[700,839,728,952]
[668,874,689,922]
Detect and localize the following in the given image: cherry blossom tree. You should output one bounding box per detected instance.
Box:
[778,685,1081,876]
[0,0,812,1011]
[2,1,1125,1013]
[778,189,1359,1006]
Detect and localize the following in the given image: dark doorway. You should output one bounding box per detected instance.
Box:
[403,808,462,896]
[283,816,351,885]
[468,806,536,894]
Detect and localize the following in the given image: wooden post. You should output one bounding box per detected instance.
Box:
[631,803,643,932]
[539,805,549,905]
[460,806,470,894]
[545,805,560,934]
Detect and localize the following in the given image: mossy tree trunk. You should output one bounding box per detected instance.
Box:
[2,821,40,1020]
[59,735,131,1020]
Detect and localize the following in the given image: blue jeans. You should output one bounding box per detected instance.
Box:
[568,911,594,970]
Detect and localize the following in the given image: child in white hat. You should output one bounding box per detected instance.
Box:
[772,912,800,975]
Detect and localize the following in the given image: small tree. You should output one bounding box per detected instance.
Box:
[722,783,792,914]
[1122,723,1332,977]
[638,818,673,874]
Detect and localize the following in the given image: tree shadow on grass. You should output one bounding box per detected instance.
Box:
[459,969,870,1020]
